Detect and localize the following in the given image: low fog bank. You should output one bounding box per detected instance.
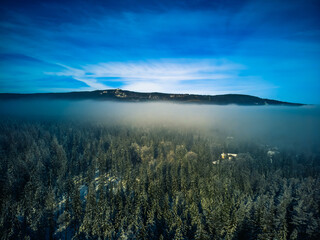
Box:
[0,99,319,151]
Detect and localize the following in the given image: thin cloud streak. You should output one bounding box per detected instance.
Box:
[47,59,275,95]
[82,60,243,81]
[0,0,319,102]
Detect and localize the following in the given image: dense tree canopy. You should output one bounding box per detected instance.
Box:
[0,119,319,239]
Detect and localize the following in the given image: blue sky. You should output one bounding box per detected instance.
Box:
[0,0,319,103]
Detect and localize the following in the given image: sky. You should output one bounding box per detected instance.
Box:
[0,0,319,104]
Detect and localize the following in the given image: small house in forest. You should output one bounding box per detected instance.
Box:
[221,153,238,160]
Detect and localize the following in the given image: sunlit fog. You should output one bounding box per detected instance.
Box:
[1,100,319,151]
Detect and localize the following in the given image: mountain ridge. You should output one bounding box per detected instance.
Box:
[0,89,304,106]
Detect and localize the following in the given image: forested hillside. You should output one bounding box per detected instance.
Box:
[0,119,319,239]
[0,89,304,106]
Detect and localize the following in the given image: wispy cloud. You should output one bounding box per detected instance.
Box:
[46,59,275,95]
[47,64,110,89]
[81,60,241,81]
[1,0,319,102]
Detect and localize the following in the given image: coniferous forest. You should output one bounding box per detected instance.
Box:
[1,117,320,240]
[1,0,320,238]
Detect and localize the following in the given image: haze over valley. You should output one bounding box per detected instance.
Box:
[1,0,319,239]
